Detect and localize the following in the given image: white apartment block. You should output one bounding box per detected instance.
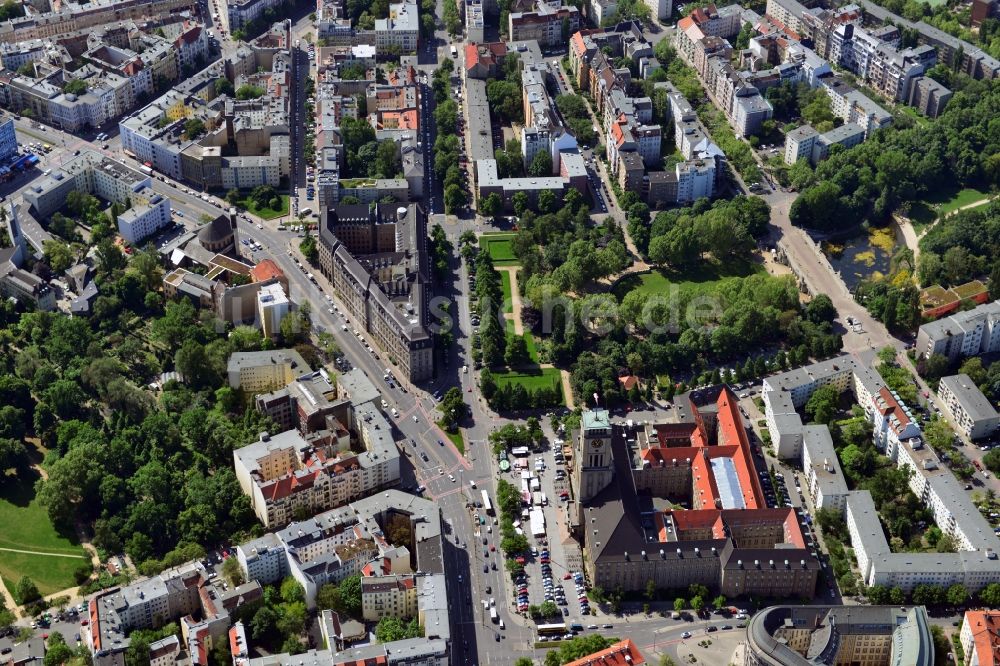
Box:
[938,374,1000,440]
[800,425,848,513]
[21,150,172,244]
[226,348,310,392]
[256,282,289,340]
[374,0,419,51]
[764,355,1000,594]
[226,0,284,29]
[916,300,1000,362]
[117,192,172,245]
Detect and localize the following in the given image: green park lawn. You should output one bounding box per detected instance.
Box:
[500,270,513,314]
[493,368,563,401]
[241,194,290,220]
[612,258,764,302]
[936,187,991,216]
[0,472,89,601]
[908,187,992,233]
[479,233,519,265]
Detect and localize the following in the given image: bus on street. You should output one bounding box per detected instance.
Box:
[537,623,567,636]
[481,489,493,515]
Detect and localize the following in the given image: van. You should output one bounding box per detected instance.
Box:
[499,619,505,630]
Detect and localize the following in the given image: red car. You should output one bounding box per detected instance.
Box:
[563,573,572,580]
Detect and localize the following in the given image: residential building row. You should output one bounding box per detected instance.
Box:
[508,0,581,48]
[234,366,403,527]
[119,22,293,191]
[0,20,209,131]
[568,25,724,207]
[235,488,448,665]
[311,53,424,209]
[0,0,196,43]
[937,374,1000,441]
[916,299,1000,363]
[570,393,822,599]
[739,32,892,164]
[742,605,934,666]
[312,0,419,52]
[765,0,971,113]
[675,5,775,138]
[762,354,1000,593]
[86,560,264,666]
[22,149,172,244]
[463,42,589,213]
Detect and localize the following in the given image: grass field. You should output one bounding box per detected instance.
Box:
[479,233,519,265]
[0,470,89,601]
[910,186,992,233]
[612,259,764,302]
[241,194,290,220]
[493,368,564,401]
[500,270,513,314]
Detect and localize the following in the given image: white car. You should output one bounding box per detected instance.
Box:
[681,632,692,639]
[412,415,419,423]
[448,474,456,482]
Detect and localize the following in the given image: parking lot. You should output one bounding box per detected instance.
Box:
[497,426,602,632]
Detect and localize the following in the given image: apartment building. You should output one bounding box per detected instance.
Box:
[0,117,17,163]
[374,0,419,51]
[674,3,742,60]
[852,0,1000,81]
[916,300,1000,362]
[236,492,449,665]
[800,425,848,513]
[907,74,952,117]
[938,374,1000,440]
[234,368,401,528]
[573,394,820,598]
[0,0,195,43]
[256,282,289,340]
[675,8,773,138]
[508,2,580,48]
[818,74,892,138]
[86,561,263,666]
[120,28,292,189]
[316,203,433,382]
[226,348,310,393]
[21,150,172,244]
[960,610,1000,666]
[236,488,444,602]
[255,371,340,434]
[763,355,1000,593]
[784,119,867,167]
[226,0,284,29]
[0,267,55,311]
[744,605,933,666]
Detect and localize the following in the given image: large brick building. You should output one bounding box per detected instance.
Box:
[571,390,820,599]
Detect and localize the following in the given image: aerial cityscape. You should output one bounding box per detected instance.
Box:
[0,0,998,662]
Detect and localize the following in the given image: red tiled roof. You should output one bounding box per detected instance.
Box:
[965,610,1000,666]
[252,258,284,283]
[570,31,587,57]
[564,639,645,666]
